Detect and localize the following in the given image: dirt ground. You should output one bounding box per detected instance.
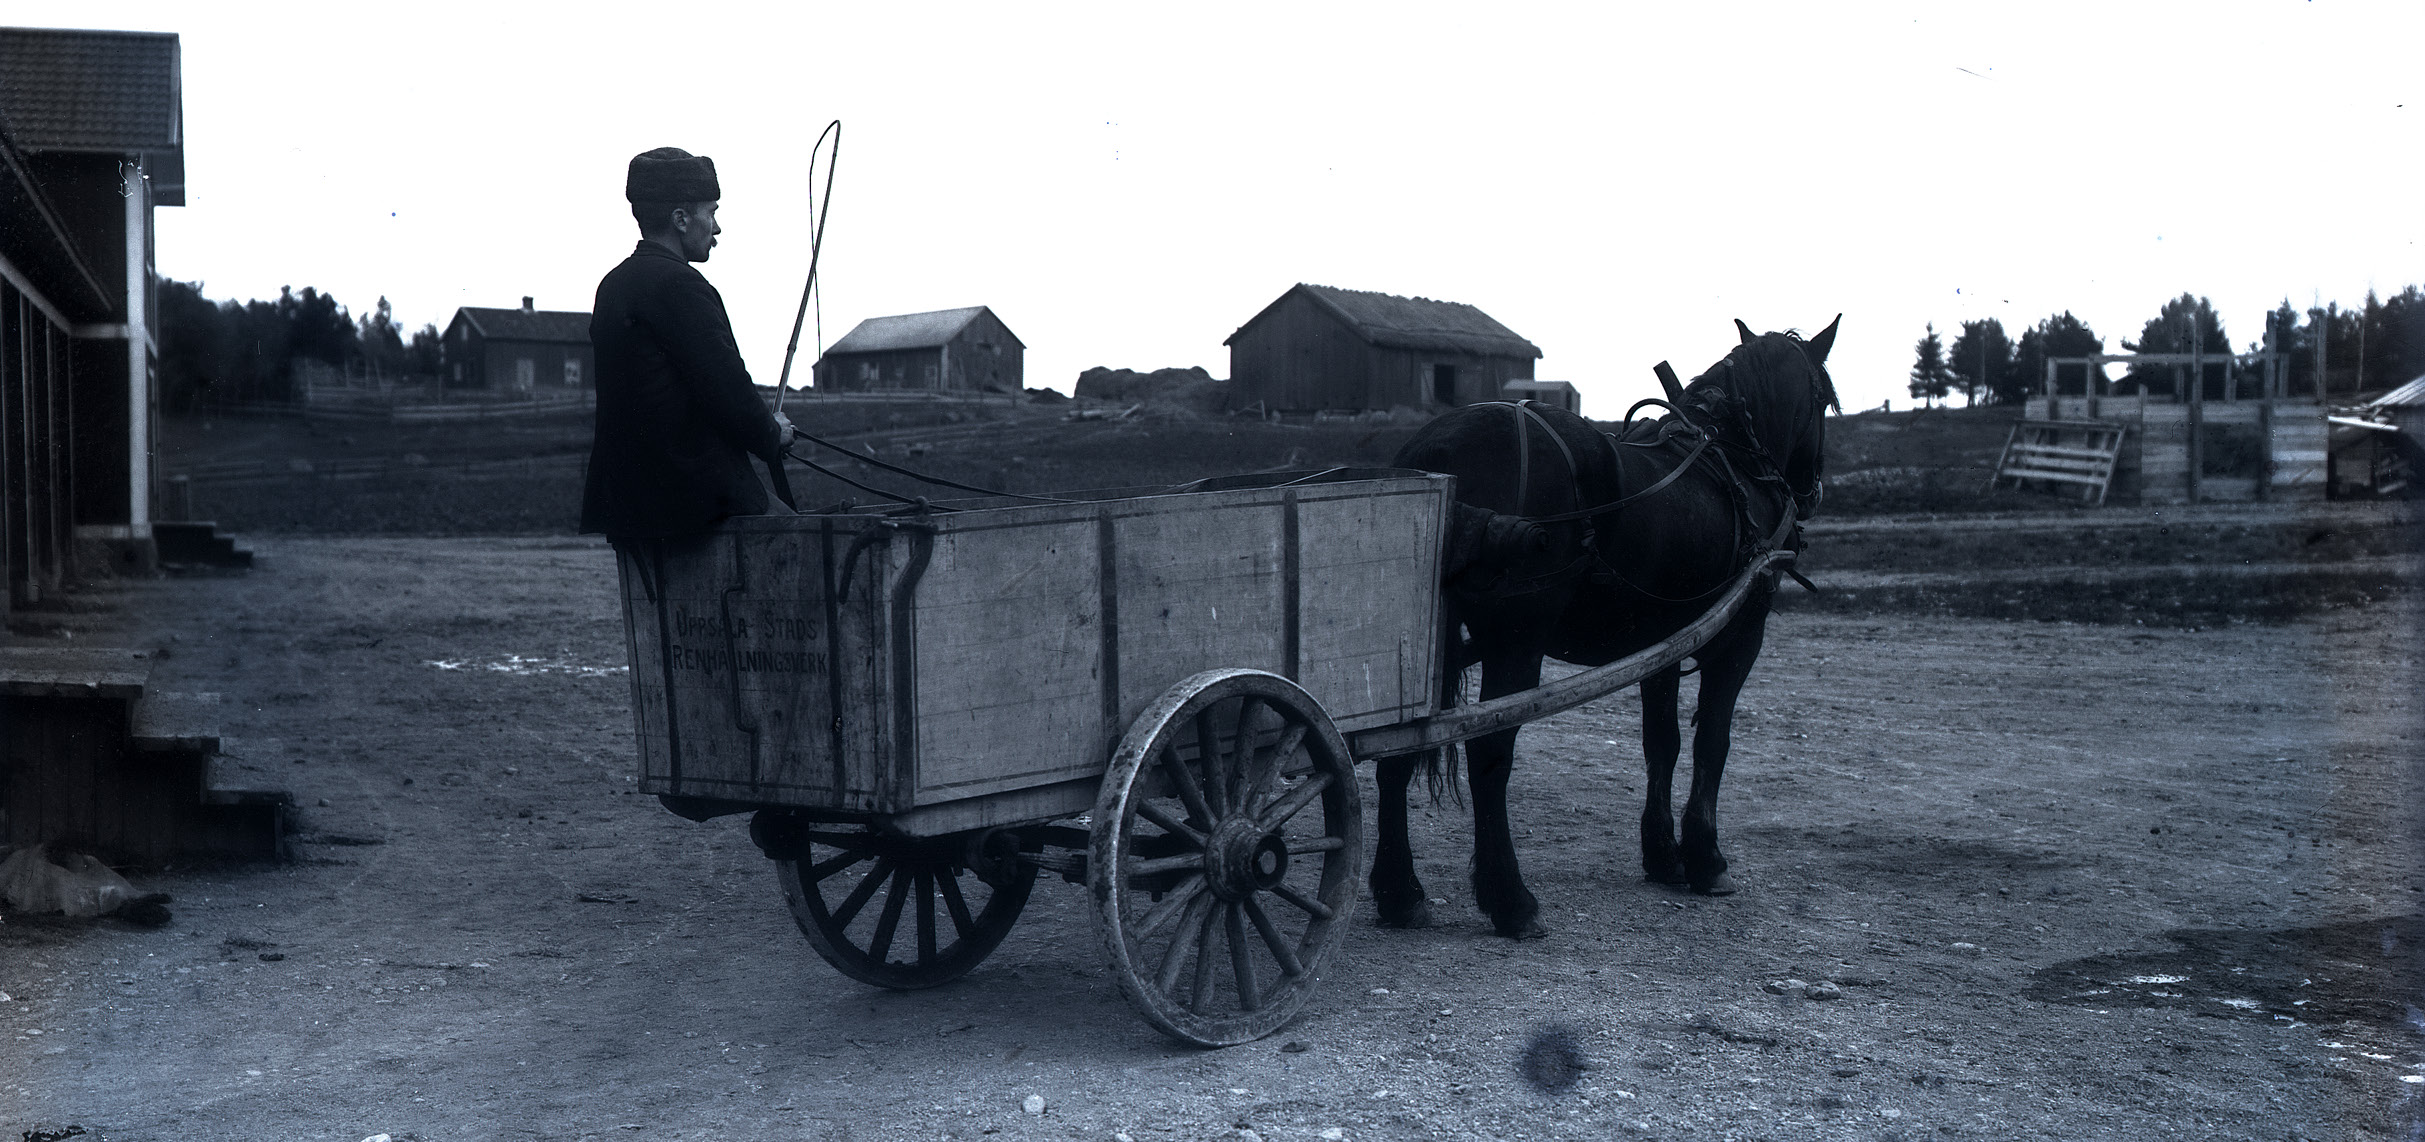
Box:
[4,524,2422,1141]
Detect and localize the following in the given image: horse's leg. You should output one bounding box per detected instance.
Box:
[1368,751,1432,928]
[1468,646,1547,939]
[1639,665,1688,885]
[1681,620,1769,896]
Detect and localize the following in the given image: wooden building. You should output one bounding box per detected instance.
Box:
[1224,284,1541,413]
[441,297,594,391]
[0,26,184,596]
[813,306,1024,394]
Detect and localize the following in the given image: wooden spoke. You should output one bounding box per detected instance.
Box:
[1257,771,1333,832]
[1243,719,1303,814]
[1188,897,1222,1014]
[1193,708,1229,814]
[1241,896,1304,977]
[1287,836,1348,855]
[1227,697,1266,812]
[936,868,976,939]
[1133,874,1206,942]
[1126,852,1204,881]
[866,865,911,962]
[915,868,938,964]
[831,856,896,929]
[1227,901,1262,1012]
[1133,799,1206,848]
[1155,891,1215,995]
[806,847,871,884]
[1270,880,1334,921]
[1158,742,1216,828]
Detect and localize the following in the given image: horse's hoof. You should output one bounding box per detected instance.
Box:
[1644,860,1689,886]
[1496,918,1550,940]
[1376,900,1434,930]
[1691,872,1738,896]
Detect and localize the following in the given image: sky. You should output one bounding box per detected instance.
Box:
[22,1,2422,413]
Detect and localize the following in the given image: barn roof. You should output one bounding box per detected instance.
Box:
[825,306,1023,354]
[0,27,183,204]
[2365,373,2425,410]
[1226,283,1541,359]
[451,306,592,344]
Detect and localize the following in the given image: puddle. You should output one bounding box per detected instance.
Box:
[425,655,628,678]
[2025,915,2425,1025]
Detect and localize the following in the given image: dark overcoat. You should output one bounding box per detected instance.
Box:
[579,241,784,538]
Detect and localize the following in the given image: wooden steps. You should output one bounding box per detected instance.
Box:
[0,649,290,866]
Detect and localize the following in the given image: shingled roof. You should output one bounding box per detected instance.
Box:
[452,306,592,344]
[825,306,1021,355]
[0,27,183,204]
[1227,283,1541,359]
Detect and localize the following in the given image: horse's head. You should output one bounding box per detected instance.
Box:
[1707,315,1840,520]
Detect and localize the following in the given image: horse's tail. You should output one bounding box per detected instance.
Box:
[1419,741,1466,809]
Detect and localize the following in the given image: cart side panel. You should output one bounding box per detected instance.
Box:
[623,525,892,810]
[1292,483,1444,733]
[900,513,1106,804]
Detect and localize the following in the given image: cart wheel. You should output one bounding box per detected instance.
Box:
[770,826,1033,990]
[1090,668,1362,1045]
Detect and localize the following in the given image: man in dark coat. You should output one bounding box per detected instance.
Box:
[580,147,793,539]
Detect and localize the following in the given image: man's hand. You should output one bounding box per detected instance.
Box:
[773,411,796,451]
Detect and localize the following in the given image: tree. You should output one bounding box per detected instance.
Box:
[1946,318,2012,407]
[407,323,443,377]
[2011,312,2104,399]
[1908,323,1954,408]
[357,295,407,379]
[2120,293,2229,396]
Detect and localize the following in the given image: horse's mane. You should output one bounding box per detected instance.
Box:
[1681,330,1839,417]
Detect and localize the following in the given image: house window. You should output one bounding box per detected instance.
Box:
[515,357,536,391]
[564,357,582,386]
[1432,363,1459,405]
[860,362,879,382]
[924,364,938,383]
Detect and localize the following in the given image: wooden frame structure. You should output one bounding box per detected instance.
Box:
[2024,347,2326,505]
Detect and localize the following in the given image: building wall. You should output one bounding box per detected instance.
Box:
[1228,292,1371,411]
[816,347,945,391]
[943,311,1023,392]
[476,337,594,393]
[1,281,82,605]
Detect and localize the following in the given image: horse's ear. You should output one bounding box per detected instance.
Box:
[1735,318,1758,345]
[1806,314,1841,364]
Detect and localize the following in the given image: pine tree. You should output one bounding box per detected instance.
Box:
[1946,319,2012,407]
[1909,323,1954,408]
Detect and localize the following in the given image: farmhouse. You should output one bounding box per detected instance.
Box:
[1500,379,1581,415]
[813,306,1024,394]
[442,297,594,392]
[1224,284,1541,413]
[0,26,184,585]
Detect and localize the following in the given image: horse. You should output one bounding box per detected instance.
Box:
[1370,317,1839,939]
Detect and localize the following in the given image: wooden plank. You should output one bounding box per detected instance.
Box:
[0,647,150,699]
[2006,469,2111,487]
[130,690,221,752]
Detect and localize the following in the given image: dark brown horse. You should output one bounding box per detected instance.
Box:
[1371,318,1839,938]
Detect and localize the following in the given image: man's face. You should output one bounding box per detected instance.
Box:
[672,201,720,262]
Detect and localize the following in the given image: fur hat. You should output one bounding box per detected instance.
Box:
[625,147,720,203]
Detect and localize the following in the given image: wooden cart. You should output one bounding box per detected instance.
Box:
[615,468,1790,1045]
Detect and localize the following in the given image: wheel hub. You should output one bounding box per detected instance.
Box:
[1204,818,1289,901]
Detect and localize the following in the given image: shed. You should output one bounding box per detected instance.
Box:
[0,26,184,591]
[813,306,1024,393]
[1500,379,1580,415]
[2364,374,2425,444]
[1223,284,1541,413]
[442,297,594,391]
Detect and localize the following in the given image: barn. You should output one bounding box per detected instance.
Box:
[1223,284,1541,413]
[813,306,1024,394]
[0,26,184,587]
[442,297,595,392]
